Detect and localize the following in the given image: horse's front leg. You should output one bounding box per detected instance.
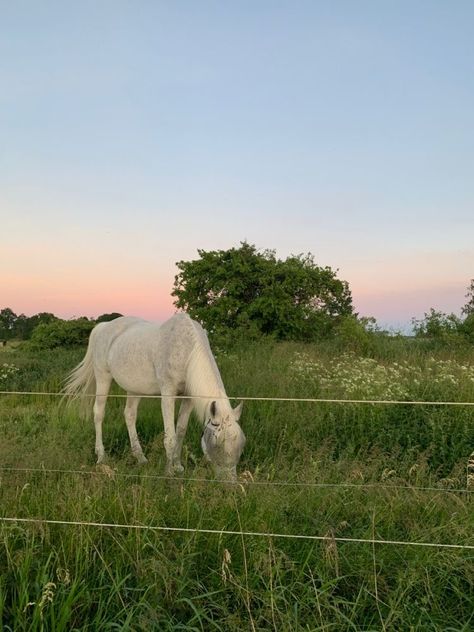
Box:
[161,392,179,475]
[124,395,147,464]
[173,398,194,473]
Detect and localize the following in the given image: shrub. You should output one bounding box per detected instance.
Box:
[28,318,94,349]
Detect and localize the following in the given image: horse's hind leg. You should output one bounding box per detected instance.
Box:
[124,395,147,464]
[94,373,112,463]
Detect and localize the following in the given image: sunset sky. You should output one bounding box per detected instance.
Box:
[1,1,473,331]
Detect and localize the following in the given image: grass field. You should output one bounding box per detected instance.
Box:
[0,338,473,630]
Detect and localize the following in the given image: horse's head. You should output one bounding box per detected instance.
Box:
[201,400,245,482]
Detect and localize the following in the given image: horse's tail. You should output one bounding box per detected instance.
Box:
[62,326,99,413]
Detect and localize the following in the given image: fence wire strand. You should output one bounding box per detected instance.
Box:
[1,389,474,406]
[0,516,472,551]
[0,466,472,495]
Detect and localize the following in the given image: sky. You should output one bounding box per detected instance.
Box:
[1,1,473,331]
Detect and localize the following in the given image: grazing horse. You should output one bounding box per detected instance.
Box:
[64,314,245,480]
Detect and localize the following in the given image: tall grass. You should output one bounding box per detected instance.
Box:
[0,339,473,630]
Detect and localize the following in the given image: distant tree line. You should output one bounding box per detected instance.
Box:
[2,241,473,350]
[0,308,58,341]
[411,279,474,344]
[0,309,123,349]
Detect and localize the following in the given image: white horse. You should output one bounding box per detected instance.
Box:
[64,314,245,481]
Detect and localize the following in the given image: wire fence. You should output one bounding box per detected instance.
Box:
[0,388,473,551]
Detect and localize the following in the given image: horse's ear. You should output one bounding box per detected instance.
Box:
[233,401,243,421]
[210,400,217,418]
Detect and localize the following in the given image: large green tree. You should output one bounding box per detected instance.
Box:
[172,243,353,340]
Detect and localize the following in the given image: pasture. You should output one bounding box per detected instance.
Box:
[0,338,473,630]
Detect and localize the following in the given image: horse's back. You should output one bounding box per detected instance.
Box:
[91,314,201,395]
[90,317,149,363]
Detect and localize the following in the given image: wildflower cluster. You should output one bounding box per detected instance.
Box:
[0,363,19,386]
[290,352,474,400]
[425,357,474,387]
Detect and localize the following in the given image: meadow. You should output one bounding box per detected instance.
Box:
[0,336,473,631]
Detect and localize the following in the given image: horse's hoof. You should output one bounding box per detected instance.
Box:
[136,455,148,465]
[165,464,184,476]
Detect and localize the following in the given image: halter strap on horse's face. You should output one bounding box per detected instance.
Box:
[201,418,219,443]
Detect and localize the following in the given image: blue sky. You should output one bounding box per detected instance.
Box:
[1,1,473,329]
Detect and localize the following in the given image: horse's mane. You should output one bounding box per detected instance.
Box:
[185,322,227,422]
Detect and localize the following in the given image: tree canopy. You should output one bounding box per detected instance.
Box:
[172,242,353,341]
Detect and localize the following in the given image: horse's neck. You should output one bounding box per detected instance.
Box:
[186,340,228,422]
